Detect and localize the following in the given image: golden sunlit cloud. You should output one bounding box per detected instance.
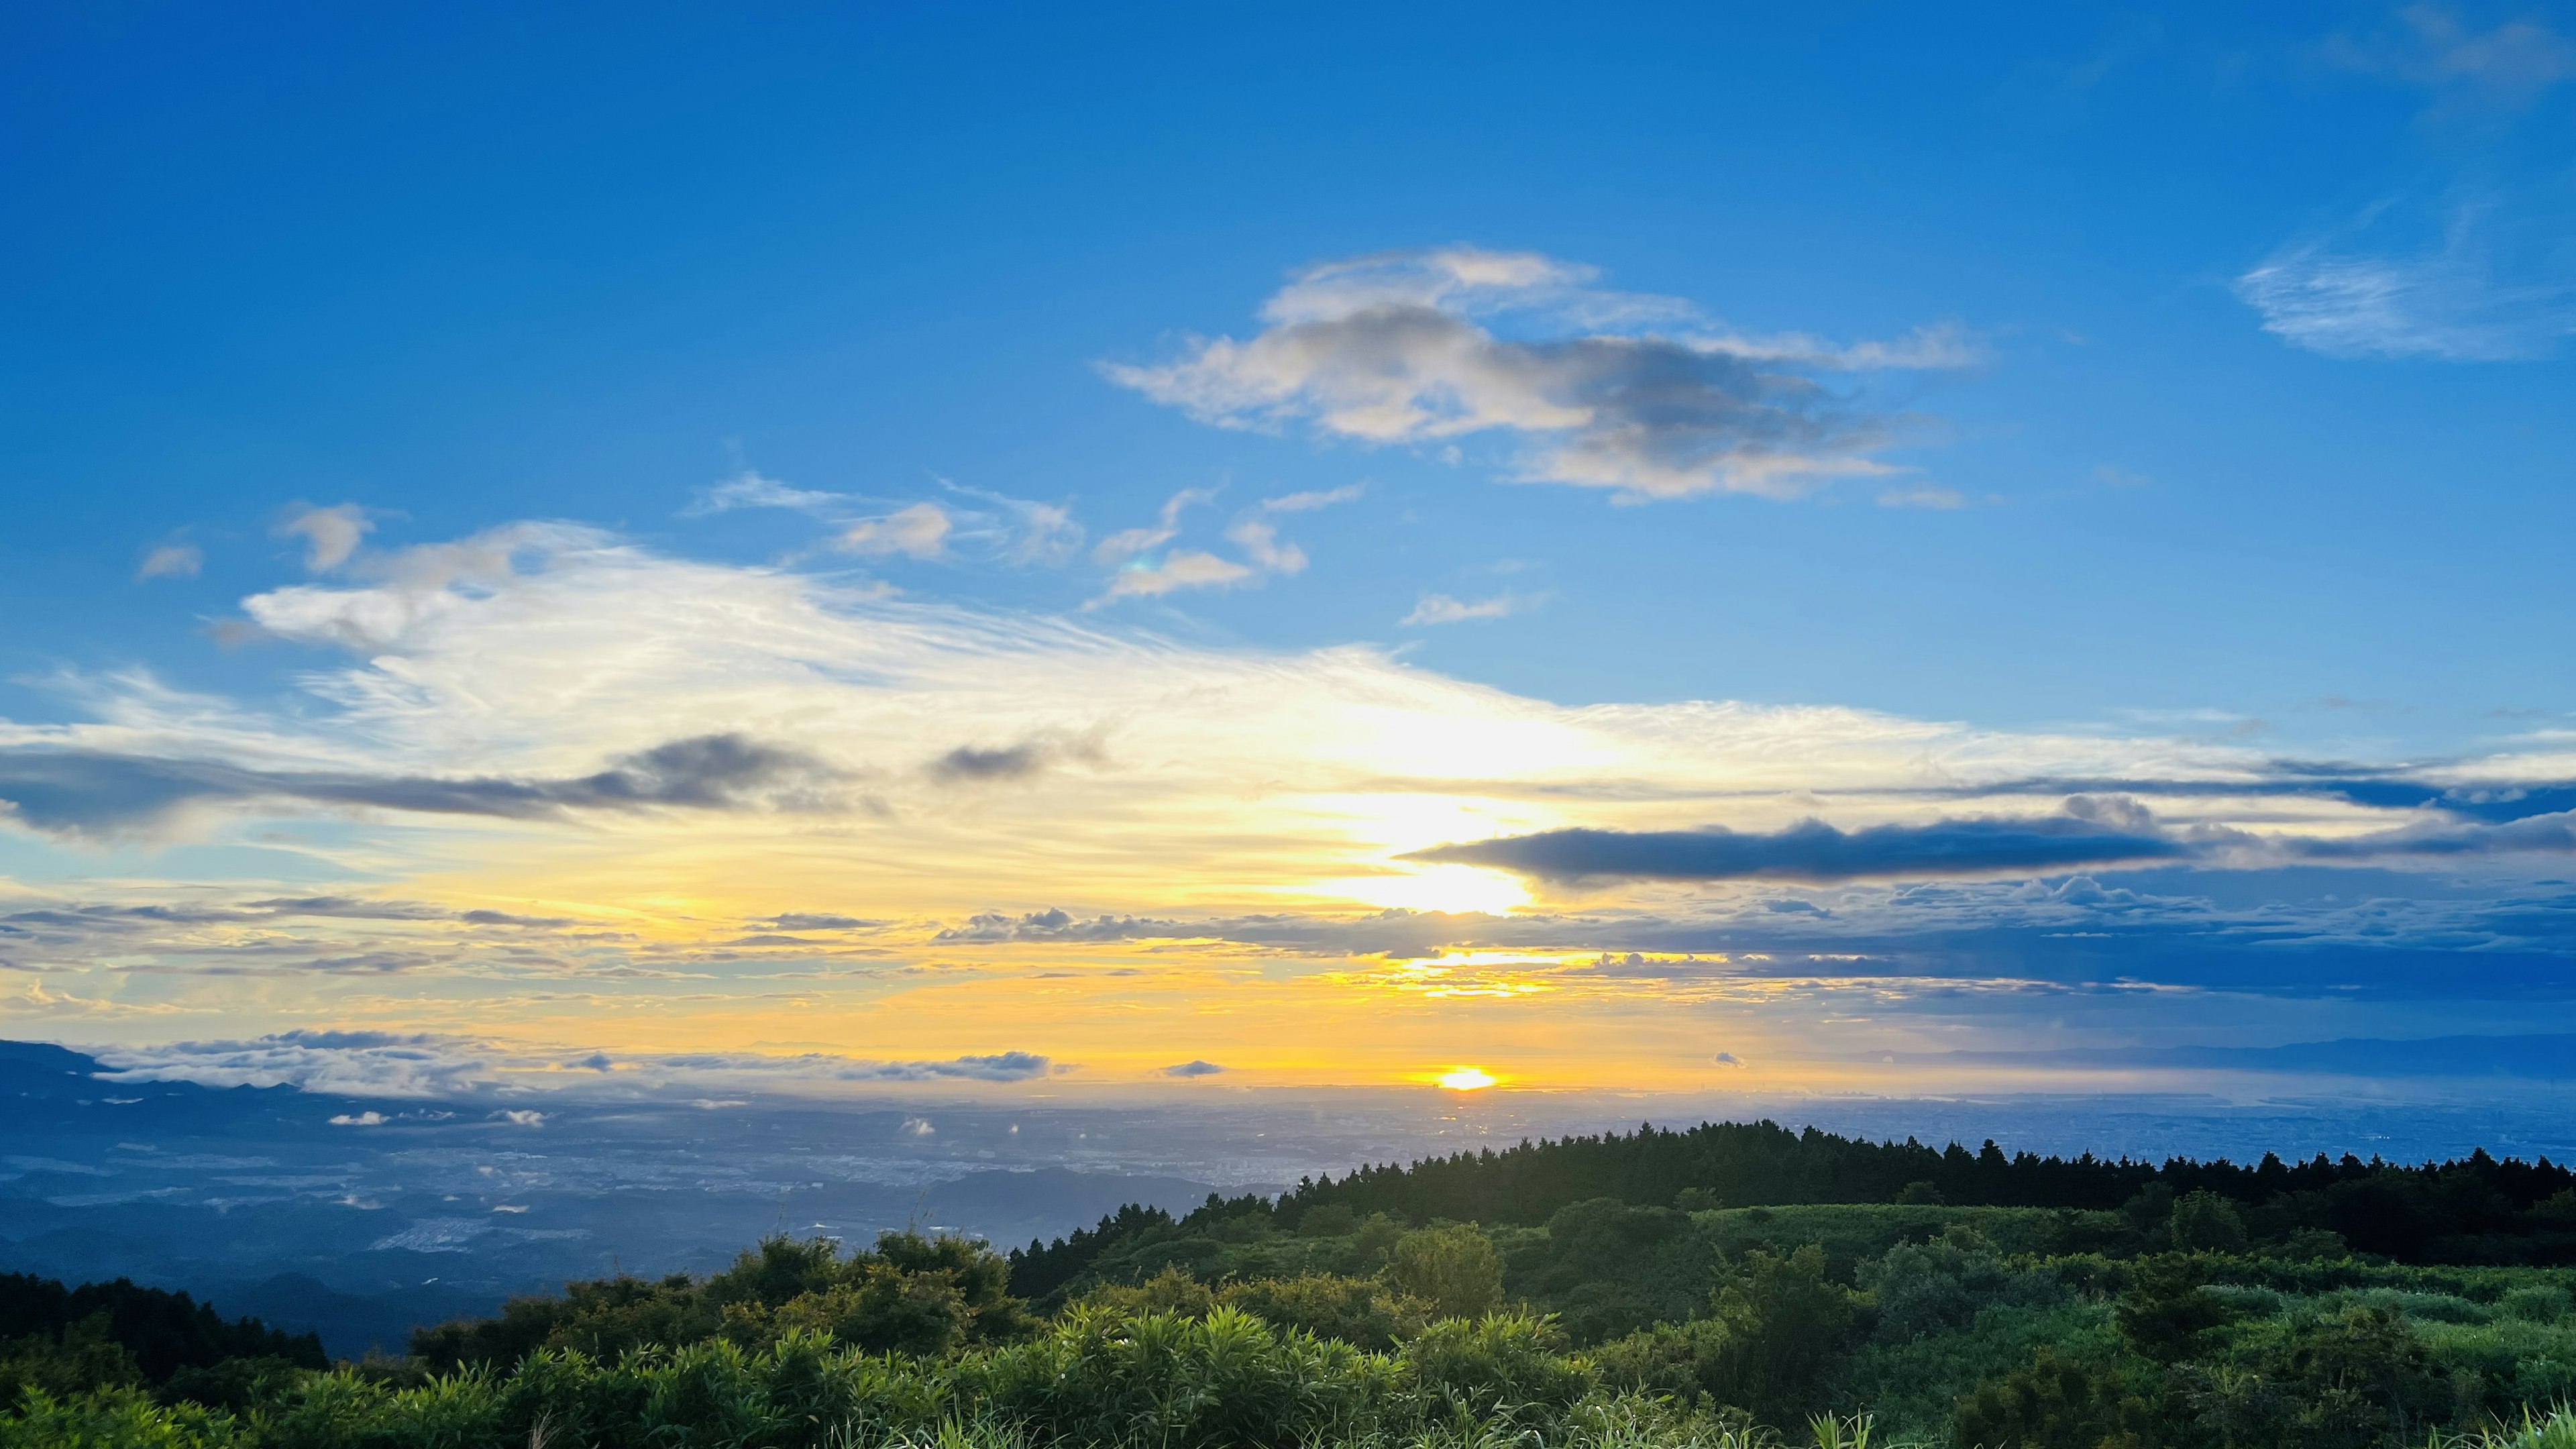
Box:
[1,522,2545,1100]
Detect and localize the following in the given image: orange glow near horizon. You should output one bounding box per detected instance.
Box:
[1436,1065,1498,1091]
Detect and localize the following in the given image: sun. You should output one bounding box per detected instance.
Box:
[1436,1065,1498,1091]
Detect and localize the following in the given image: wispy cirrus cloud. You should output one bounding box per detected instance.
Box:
[2326,5,2576,109]
[680,468,1079,568]
[839,501,953,559]
[2237,194,2576,361]
[1086,485,1349,606]
[1093,488,1218,567]
[680,469,848,517]
[1402,591,1541,626]
[1104,246,1974,501]
[136,543,203,582]
[1258,483,1366,513]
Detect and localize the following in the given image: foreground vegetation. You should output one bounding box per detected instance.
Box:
[10,1120,2576,1448]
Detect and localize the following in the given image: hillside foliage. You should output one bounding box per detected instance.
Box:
[8,1120,2576,1448]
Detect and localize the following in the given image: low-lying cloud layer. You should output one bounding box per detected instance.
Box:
[87,1032,1057,1097]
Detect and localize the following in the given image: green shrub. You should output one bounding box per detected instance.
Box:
[413,1233,1031,1373]
[2168,1192,2249,1254]
[1398,1314,1587,1421]
[971,1305,1386,1449]
[2502,1287,2573,1324]
[1953,1345,2159,1449]
[1705,1246,1856,1428]
[1388,1228,1505,1322]
[1220,1275,1431,1351]
[0,1390,241,1449]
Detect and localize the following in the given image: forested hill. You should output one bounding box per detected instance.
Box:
[0,1271,325,1399]
[1010,1119,2576,1297]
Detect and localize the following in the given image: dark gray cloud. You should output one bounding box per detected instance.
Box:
[1107,247,1970,500]
[1163,1060,1226,1077]
[0,733,841,837]
[1,898,580,945]
[934,908,1184,943]
[925,731,1101,786]
[930,743,1051,782]
[248,896,454,921]
[1410,810,2194,883]
[1951,769,2576,825]
[459,910,578,928]
[651,1050,1054,1083]
[755,913,882,932]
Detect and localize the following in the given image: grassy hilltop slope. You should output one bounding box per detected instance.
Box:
[9,1119,2576,1448]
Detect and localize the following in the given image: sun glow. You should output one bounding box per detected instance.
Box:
[1313,863,1530,914]
[1436,1065,1498,1091]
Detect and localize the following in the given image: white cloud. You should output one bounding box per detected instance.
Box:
[936,480,1085,565]
[839,502,953,560]
[245,521,596,651]
[1258,483,1366,513]
[1085,493,1314,605]
[1093,550,1256,603]
[1223,519,1306,576]
[1105,247,1971,501]
[1877,486,1966,510]
[1402,592,1537,625]
[2327,7,2576,107]
[1094,488,1216,566]
[136,543,202,582]
[276,503,375,572]
[2237,197,2575,361]
[15,520,2417,823]
[682,469,845,517]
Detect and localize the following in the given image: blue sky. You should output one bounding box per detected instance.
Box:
[2,3,2573,1101]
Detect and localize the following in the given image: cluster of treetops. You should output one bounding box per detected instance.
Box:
[0,1273,323,1413]
[1012,1118,2576,1297]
